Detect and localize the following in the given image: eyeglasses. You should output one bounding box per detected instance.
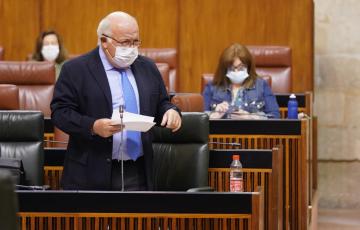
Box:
[102,34,141,48]
[229,64,247,72]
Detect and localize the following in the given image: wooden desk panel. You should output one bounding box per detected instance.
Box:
[42,149,278,229]
[17,191,262,230]
[209,119,311,230]
[42,117,314,229]
[209,148,283,230]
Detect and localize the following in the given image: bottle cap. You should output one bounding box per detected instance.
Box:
[290,93,296,99]
[232,155,240,161]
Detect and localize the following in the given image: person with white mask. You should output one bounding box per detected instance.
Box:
[202,43,280,119]
[31,30,68,80]
[51,11,182,191]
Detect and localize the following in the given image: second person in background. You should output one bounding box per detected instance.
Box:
[203,43,280,119]
[31,30,68,80]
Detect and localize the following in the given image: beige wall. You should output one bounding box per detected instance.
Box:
[315,0,360,208]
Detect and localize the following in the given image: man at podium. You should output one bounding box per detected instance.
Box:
[51,11,181,191]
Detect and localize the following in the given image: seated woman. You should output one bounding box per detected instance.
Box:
[31,30,68,80]
[203,43,280,119]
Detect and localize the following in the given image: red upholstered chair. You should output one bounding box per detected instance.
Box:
[27,50,175,93]
[0,61,55,117]
[171,93,204,112]
[201,46,291,93]
[0,46,4,60]
[155,63,170,92]
[0,84,20,109]
[53,127,69,148]
[27,53,80,61]
[140,48,177,92]
[248,46,291,93]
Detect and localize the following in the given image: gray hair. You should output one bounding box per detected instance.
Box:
[97,17,112,44]
[97,12,137,44]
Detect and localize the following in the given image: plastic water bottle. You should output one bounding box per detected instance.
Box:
[287,93,298,119]
[230,155,244,192]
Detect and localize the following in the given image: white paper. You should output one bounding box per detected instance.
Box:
[111,110,155,132]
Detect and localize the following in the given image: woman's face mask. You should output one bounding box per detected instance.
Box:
[226,69,249,84]
[41,45,60,62]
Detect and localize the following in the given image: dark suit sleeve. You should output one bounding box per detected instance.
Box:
[51,63,96,140]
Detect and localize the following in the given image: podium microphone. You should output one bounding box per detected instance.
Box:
[119,104,125,191]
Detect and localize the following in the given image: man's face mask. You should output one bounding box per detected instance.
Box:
[226,69,249,84]
[109,43,138,68]
[41,45,59,62]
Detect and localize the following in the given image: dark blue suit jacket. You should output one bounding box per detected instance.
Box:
[51,47,179,190]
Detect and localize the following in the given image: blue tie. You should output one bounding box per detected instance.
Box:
[120,69,141,161]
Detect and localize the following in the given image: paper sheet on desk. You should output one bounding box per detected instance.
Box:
[111,110,155,132]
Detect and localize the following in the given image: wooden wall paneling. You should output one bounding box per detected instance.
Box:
[178,0,314,93]
[40,0,178,57]
[0,0,40,61]
[1,0,313,92]
[288,0,314,92]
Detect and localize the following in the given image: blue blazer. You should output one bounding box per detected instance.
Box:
[51,47,178,190]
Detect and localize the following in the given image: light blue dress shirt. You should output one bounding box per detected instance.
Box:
[99,47,143,160]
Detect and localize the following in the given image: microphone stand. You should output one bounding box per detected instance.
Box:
[119,105,125,192]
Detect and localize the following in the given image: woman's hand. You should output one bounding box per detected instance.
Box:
[214,101,229,113]
[230,112,267,120]
[231,108,249,115]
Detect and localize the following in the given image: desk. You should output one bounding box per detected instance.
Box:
[42,92,313,145]
[209,148,283,230]
[17,191,262,230]
[209,119,312,230]
[275,92,312,118]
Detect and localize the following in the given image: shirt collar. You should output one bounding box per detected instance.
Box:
[99,46,115,71]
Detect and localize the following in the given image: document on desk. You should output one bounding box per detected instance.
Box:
[111,110,156,132]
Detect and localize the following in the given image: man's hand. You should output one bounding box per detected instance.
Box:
[161,109,182,132]
[92,118,122,138]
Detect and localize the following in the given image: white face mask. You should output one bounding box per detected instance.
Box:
[112,46,138,68]
[41,45,60,62]
[226,70,249,84]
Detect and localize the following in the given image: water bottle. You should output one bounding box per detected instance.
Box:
[230,155,244,192]
[287,93,298,119]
